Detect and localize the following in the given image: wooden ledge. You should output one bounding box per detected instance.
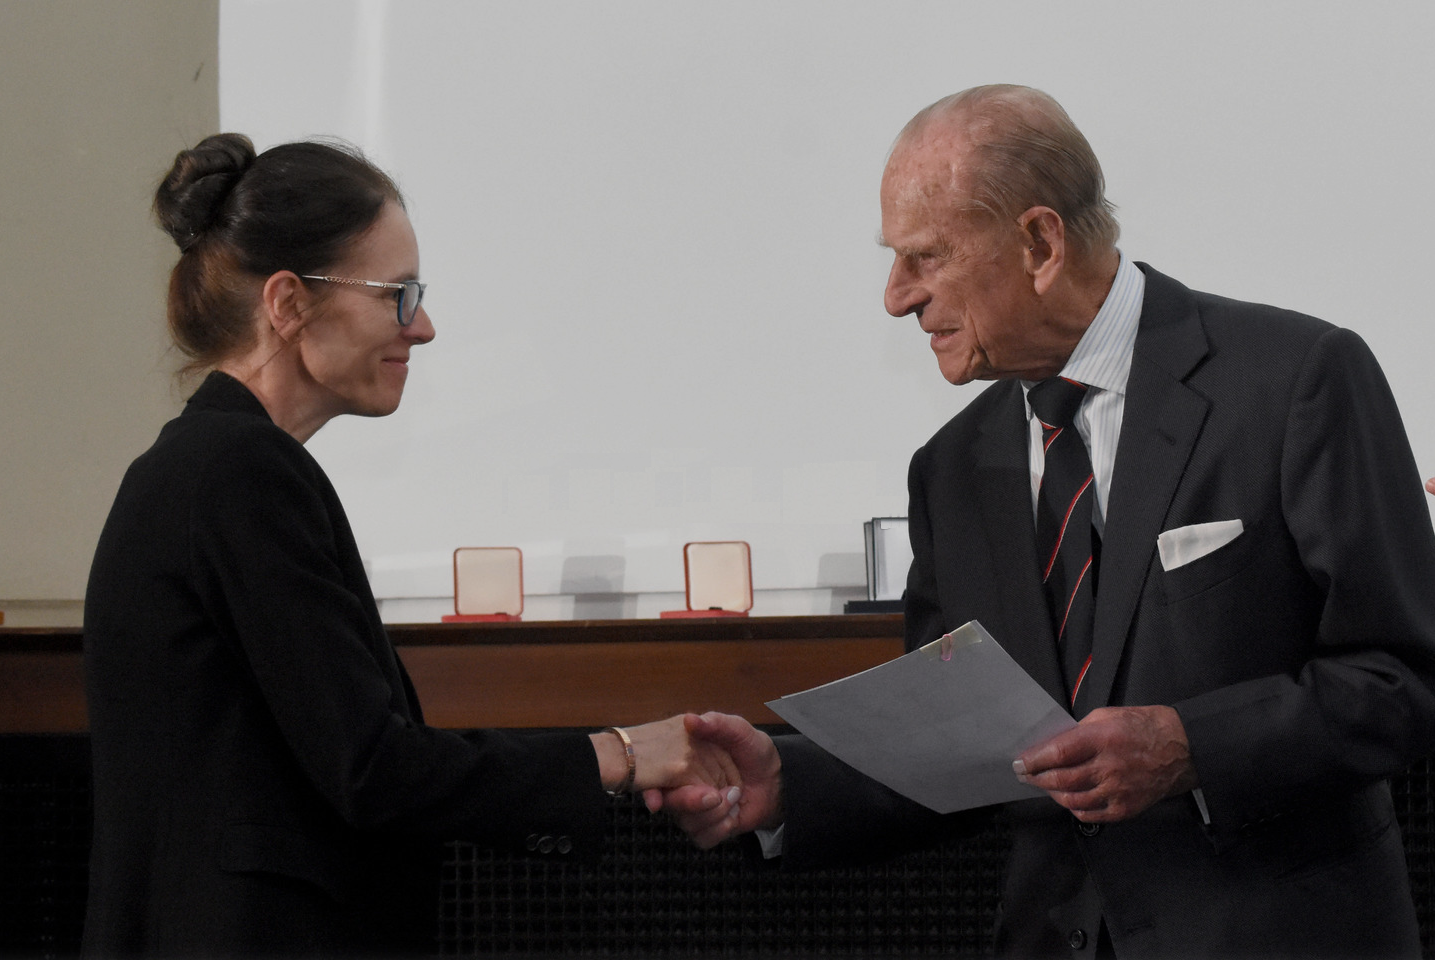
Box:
[1,615,904,733]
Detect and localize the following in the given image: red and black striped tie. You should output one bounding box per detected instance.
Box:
[1030,377,1098,711]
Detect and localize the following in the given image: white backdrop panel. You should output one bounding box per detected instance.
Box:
[220,0,1435,600]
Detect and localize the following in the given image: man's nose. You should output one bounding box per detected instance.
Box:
[884,259,925,318]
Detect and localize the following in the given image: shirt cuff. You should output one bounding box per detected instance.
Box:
[756,823,785,859]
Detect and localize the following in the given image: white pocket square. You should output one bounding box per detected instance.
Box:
[1157,519,1244,572]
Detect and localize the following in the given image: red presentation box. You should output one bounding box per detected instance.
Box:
[660,541,753,619]
[441,546,524,623]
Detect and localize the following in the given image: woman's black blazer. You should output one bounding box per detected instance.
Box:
[83,372,606,957]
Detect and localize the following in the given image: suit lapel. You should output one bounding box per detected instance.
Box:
[1081,266,1211,713]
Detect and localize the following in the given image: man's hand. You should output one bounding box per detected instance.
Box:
[644,712,783,849]
[1013,705,1197,822]
[1426,477,1434,496]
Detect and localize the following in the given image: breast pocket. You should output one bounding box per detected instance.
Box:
[1157,521,1260,604]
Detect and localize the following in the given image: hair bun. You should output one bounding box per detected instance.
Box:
[154,133,257,251]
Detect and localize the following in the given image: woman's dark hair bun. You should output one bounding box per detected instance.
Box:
[154,133,258,251]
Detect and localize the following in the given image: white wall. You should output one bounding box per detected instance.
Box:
[213,0,1435,617]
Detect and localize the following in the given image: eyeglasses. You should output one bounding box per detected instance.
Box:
[300,275,427,327]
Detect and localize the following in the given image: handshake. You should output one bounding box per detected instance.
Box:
[600,702,1199,843]
[592,712,782,849]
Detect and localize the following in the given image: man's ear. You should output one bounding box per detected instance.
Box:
[1018,206,1065,295]
[260,271,313,343]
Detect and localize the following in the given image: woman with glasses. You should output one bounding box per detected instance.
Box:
[81,134,735,958]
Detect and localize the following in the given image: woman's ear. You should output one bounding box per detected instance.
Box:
[260,271,313,343]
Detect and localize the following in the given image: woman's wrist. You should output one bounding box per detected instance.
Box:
[589,727,635,793]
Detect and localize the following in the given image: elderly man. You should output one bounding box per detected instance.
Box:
[654,85,1435,958]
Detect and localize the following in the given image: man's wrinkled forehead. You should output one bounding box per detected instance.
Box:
[883,123,977,211]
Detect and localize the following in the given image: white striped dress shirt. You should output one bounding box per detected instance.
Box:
[1024,253,1145,535]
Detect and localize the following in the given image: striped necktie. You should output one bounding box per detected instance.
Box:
[1029,377,1098,711]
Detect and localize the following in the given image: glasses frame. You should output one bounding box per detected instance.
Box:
[300,275,426,327]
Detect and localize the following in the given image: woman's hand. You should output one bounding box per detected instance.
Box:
[590,715,743,809]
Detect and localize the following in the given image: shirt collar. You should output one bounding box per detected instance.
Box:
[1054,250,1144,396]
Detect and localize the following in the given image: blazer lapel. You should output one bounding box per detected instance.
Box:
[1081,266,1211,713]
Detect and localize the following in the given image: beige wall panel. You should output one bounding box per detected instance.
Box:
[0,0,218,613]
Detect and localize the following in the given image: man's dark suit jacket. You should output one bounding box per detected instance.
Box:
[83,373,608,957]
[775,266,1435,958]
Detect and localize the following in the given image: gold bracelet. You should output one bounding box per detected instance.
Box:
[606,726,636,794]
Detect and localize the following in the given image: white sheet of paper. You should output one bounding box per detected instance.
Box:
[766,620,1076,813]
